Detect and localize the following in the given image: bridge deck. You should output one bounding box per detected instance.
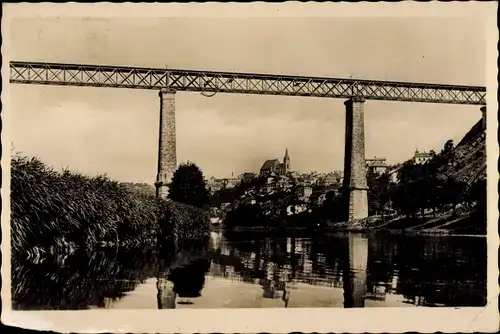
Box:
[10,61,486,105]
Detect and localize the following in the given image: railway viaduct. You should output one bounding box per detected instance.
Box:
[9,61,487,221]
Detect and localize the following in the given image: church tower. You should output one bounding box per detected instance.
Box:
[283,148,291,174]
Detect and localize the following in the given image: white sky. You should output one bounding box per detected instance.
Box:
[9,17,485,182]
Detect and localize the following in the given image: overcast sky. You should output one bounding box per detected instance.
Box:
[9,17,485,182]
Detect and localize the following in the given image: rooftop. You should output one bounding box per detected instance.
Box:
[260,159,281,170]
[388,165,403,174]
[366,160,389,168]
[414,152,433,158]
[413,149,433,157]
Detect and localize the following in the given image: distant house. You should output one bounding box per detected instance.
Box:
[297,185,313,201]
[366,157,389,175]
[224,173,239,188]
[335,171,344,185]
[206,177,222,192]
[240,172,256,182]
[259,149,291,177]
[317,172,342,187]
[316,193,328,206]
[287,204,307,216]
[327,183,342,196]
[412,150,433,164]
[388,165,403,184]
[327,172,342,184]
[207,176,238,193]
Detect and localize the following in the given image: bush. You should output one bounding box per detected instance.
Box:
[157,200,210,243]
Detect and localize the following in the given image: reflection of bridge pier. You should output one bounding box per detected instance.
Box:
[343,233,369,308]
[156,277,176,309]
[210,231,223,251]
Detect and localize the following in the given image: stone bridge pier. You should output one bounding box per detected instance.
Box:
[343,97,369,221]
[155,89,177,199]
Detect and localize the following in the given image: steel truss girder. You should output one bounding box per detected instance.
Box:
[10,61,486,105]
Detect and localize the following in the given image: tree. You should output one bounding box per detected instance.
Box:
[443,139,454,154]
[442,178,467,217]
[439,139,455,162]
[367,170,390,216]
[316,191,346,223]
[421,160,441,215]
[168,162,209,209]
[210,187,238,207]
[391,161,427,218]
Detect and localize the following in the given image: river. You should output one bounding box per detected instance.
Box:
[11,231,486,310]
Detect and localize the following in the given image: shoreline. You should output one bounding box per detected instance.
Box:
[221,226,486,237]
[220,212,486,237]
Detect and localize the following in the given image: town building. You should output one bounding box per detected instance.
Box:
[412,150,433,164]
[224,180,236,189]
[388,165,403,184]
[297,185,313,202]
[366,157,389,175]
[224,173,239,188]
[286,204,308,216]
[206,176,223,192]
[239,172,257,183]
[316,193,328,206]
[327,183,342,196]
[259,149,291,177]
[206,173,239,192]
[317,172,342,187]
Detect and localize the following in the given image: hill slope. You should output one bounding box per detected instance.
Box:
[414,118,486,234]
[357,118,487,235]
[440,119,486,185]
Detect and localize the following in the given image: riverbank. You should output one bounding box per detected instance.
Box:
[220,210,486,237]
[10,155,209,257]
[324,210,486,236]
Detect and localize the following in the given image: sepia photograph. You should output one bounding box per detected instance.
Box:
[1,3,498,333]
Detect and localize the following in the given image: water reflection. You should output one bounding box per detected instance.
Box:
[12,248,161,310]
[12,232,486,310]
[157,258,211,309]
[344,234,368,308]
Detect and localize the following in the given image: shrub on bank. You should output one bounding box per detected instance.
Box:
[10,155,209,256]
[158,200,210,243]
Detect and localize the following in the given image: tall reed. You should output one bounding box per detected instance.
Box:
[10,155,209,256]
